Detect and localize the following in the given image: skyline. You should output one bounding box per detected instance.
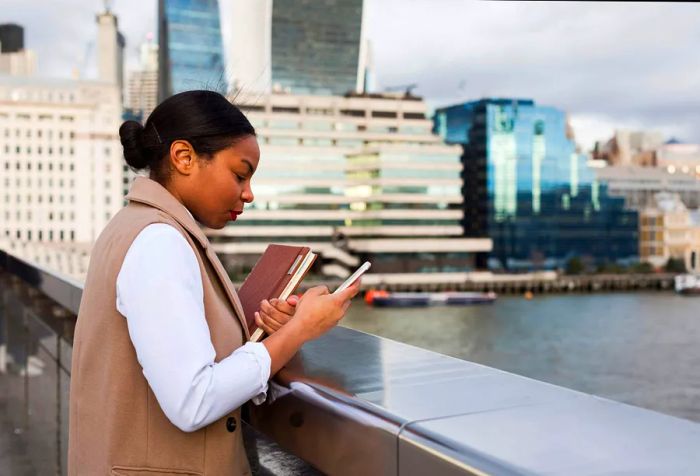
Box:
[2,0,699,150]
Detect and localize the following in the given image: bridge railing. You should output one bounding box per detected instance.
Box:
[1,246,699,475]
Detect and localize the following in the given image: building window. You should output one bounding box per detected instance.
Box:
[271,106,301,114]
[372,111,397,119]
[340,109,364,117]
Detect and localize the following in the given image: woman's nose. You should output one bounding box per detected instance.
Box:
[242,185,254,203]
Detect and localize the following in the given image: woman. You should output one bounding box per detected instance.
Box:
[67,90,359,475]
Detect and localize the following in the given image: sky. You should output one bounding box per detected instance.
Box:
[3,0,699,150]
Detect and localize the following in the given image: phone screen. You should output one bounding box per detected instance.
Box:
[334,261,371,294]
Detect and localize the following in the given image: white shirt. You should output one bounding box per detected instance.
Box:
[116,223,271,433]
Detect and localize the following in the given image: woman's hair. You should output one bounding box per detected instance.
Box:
[118,90,256,182]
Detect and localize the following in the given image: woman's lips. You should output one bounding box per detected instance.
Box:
[229,211,242,221]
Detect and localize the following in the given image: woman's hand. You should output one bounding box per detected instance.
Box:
[255,295,299,335]
[261,281,361,375]
[291,281,360,341]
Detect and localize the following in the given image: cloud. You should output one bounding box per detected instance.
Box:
[3,0,698,148]
[365,1,700,146]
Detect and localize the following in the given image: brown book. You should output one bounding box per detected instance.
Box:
[238,244,317,342]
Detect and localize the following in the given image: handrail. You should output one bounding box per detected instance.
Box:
[2,246,700,475]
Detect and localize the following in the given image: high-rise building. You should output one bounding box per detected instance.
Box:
[158,0,227,101]
[126,35,159,118]
[0,24,24,53]
[435,98,638,269]
[269,0,366,96]
[96,10,125,96]
[221,0,272,93]
[0,24,35,76]
[211,92,491,278]
[0,76,123,246]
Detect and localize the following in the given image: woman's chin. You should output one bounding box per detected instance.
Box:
[213,219,229,230]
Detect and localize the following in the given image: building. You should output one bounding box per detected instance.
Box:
[0,24,24,52]
[0,14,124,247]
[639,193,700,270]
[96,10,125,98]
[210,91,491,278]
[593,130,664,166]
[0,75,123,245]
[221,0,272,92]
[596,165,700,210]
[126,35,159,118]
[656,139,700,172]
[222,0,368,96]
[0,23,35,76]
[158,0,227,101]
[270,0,366,95]
[435,98,638,270]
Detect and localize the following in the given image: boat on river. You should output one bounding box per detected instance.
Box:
[365,290,497,307]
[674,274,700,295]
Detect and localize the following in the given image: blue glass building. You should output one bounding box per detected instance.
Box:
[158,0,227,101]
[434,99,638,270]
[271,0,364,95]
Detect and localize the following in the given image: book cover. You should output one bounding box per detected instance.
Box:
[237,244,316,341]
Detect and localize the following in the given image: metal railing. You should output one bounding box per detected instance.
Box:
[1,247,700,475]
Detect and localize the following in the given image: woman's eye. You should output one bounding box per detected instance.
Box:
[235,174,246,182]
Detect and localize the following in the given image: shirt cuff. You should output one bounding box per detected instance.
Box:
[235,342,271,405]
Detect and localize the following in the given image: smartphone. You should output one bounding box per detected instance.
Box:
[333,261,371,294]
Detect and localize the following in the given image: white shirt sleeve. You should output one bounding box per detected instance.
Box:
[116,223,271,433]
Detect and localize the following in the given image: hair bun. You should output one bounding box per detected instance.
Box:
[119,120,150,170]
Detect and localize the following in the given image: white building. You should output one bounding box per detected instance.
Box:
[0,48,35,76]
[213,92,491,277]
[656,141,700,173]
[126,37,159,118]
[96,10,125,98]
[220,0,272,93]
[596,165,700,210]
[0,76,123,246]
[0,23,36,77]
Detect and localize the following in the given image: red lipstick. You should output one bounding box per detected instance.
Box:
[229,211,242,221]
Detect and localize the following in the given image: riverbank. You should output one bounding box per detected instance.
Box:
[293,272,678,295]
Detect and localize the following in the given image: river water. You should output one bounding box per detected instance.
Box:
[342,292,700,423]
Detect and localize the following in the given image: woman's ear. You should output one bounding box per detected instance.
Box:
[169,140,196,176]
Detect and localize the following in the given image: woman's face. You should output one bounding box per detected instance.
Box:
[181,135,260,229]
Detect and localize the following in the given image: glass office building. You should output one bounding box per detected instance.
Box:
[271,0,364,95]
[157,0,227,101]
[435,99,638,269]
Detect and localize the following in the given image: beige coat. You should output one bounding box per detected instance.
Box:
[68,177,252,476]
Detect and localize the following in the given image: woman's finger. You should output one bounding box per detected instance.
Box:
[271,298,296,316]
[256,311,281,334]
[260,300,293,325]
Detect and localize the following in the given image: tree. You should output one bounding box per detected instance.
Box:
[596,261,626,274]
[664,257,687,274]
[630,262,654,274]
[565,256,584,275]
